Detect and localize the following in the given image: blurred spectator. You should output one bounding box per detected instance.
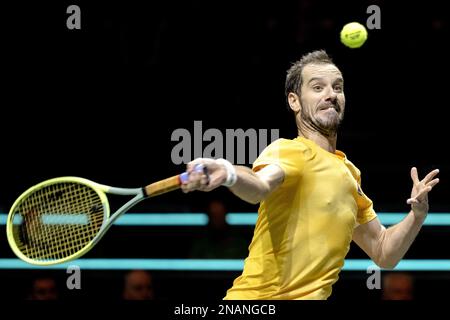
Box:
[28,276,59,300]
[122,270,155,300]
[189,199,249,259]
[382,272,414,300]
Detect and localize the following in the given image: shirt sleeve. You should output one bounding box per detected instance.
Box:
[355,174,378,226]
[252,139,305,187]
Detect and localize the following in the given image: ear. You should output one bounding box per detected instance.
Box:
[288,92,301,113]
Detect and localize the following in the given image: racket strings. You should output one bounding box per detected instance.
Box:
[11,182,105,262]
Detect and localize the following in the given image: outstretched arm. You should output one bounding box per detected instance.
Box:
[181,158,285,204]
[352,167,440,269]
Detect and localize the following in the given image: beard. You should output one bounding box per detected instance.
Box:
[299,99,344,137]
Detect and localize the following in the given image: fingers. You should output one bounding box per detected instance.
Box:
[416,185,432,199]
[203,174,227,192]
[182,158,229,193]
[406,198,419,205]
[181,169,209,193]
[201,171,210,187]
[406,186,432,204]
[406,167,440,206]
[426,178,440,189]
[410,167,420,185]
[182,158,214,193]
[186,158,206,174]
[422,169,440,184]
[411,167,440,185]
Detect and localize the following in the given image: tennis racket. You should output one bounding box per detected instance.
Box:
[6,164,207,266]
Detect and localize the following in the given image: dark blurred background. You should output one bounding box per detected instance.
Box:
[0,0,449,301]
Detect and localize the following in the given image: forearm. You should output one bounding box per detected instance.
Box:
[353,167,438,270]
[229,166,271,204]
[378,210,426,268]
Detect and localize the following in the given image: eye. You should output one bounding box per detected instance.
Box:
[313,85,323,92]
[334,85,343,92]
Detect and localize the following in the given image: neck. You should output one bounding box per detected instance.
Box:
[298,125,337,153]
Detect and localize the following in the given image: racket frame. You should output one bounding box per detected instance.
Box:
[7,177,146,266]
[7,165,204,266]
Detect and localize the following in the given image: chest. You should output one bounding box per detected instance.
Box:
[300,156,360,209]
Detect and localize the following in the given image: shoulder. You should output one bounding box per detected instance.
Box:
[254,137,313,169]
[343,156,362,182]
[264,137,313,154]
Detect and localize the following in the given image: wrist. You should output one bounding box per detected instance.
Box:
[411,208,428,221]
[216,158,237,187]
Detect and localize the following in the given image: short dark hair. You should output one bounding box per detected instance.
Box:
[285,50,336,101]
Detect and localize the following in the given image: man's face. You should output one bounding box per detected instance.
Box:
[382,275,414,300]
[297,63,345,135]
[123,271,154,300]
[208,200,227,229]
[31,279,58,300]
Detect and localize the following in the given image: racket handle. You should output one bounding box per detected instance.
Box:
[144,164,207,197]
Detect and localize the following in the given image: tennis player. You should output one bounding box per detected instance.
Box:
[181,50,440,299]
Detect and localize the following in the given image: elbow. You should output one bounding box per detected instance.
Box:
[253,187,272,204]
[376,262,398,270]
[374,257,400,270]
[247,198,262,205]
[244,184,271,205]
[231,177,272,205]
[234,191,264,205]
[373,229,400,269]
[245,191,267,204]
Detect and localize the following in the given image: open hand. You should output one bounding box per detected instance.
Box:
[406,167,440,217]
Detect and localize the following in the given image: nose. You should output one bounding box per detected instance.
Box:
[325,87,338,102]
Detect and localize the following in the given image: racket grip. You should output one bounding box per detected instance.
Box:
[144,164,207,197]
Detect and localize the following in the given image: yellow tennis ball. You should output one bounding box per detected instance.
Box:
[340,22,368,48]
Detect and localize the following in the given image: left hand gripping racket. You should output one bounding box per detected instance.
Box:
[6,165,207,266]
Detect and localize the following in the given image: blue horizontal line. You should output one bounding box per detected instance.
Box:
[342,259,450,271]
[0,213,449,226]
[0,259,449,271]
[113,213,208,226]
[0,259,244,271]
[42,214,89,225]
[380,213,450,226]
[226,213,450,226]
[0,213,209,226]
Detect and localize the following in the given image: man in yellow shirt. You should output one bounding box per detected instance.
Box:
[181,50,440,299]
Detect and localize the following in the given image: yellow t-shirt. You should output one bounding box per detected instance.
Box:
[224,136,377,300]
